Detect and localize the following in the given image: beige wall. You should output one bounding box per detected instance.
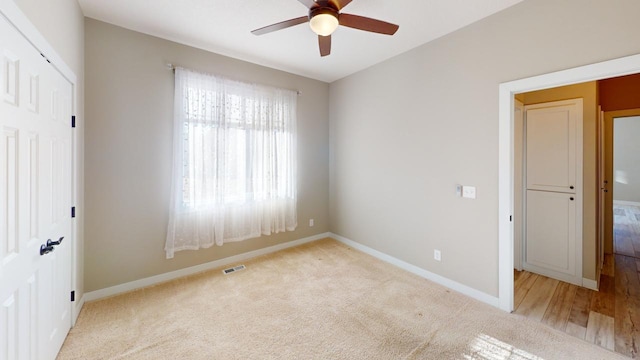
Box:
[84,19,330,292]
[518,82,598,281]
[329,0,640,297]
[13,0,86,302]
[614,116,640,203]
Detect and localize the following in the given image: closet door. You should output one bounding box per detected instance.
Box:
[0,13,73,360]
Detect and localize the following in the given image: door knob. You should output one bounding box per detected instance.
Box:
[570,197,574,201]
[570,186,574,189]
[40,244,54,256]
[47,237,64,247]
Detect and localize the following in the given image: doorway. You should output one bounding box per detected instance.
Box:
[500,65,640,357]
[609,114,640,259]
[498,54,640,312]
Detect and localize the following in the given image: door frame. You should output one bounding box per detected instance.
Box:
[498,53,640,312]
[597,106,604,278]
[0,0,81,324]
[513,99,524,271]
[602,108,640,257]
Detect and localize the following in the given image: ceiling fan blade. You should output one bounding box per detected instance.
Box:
[298,0,319,9]
[339,13,399,35]
[328,0,352,10]
[251,16,309,35]
[319,35,331,57]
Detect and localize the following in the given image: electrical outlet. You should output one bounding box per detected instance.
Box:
[434,249,441,262]
[309,219,314,227]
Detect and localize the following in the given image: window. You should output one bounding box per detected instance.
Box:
[165,68,297,258]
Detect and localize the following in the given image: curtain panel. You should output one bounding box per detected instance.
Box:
[165,68,297,258]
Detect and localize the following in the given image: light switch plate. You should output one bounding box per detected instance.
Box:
[462,186,476,199]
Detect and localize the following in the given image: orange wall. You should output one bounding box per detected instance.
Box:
[599,73,640,111]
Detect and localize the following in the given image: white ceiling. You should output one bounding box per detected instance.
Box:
[78,0,524,83]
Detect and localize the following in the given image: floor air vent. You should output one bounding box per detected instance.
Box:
[222,265,246,275]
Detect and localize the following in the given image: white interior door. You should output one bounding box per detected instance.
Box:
[523,99,583,285]
[0,14,73,360]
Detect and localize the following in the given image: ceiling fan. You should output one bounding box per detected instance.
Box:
[251,0,399,57]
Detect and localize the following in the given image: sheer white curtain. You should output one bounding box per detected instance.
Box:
[165,68,297,258]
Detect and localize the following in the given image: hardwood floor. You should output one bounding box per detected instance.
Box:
[615,204,640,258]
[515,204,640,358]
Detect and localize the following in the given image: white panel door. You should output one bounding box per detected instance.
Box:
[0,14,72,360]
[523,99,582,286]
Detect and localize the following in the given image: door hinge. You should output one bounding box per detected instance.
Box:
[70,291,75,302]
[510,215,513,222]
[71,115,76,128]
[71,206,76,218]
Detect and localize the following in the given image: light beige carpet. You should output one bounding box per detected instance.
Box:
[58,239,624,359]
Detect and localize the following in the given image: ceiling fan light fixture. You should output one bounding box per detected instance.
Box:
[252,0,399,57]
[309,10,339,36]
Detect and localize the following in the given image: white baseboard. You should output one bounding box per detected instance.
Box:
[330,233,500,308]
[583,278,598,291]
[84,232,331,302]
[613,200,640,206]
